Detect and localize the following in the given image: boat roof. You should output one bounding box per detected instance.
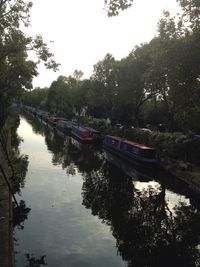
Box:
[57,119,71,123]
[73,125,89,132]
[85,127,100,133]
[107,135,155,150]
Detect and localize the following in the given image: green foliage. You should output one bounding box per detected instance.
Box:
[9,151,29,193]
[22,87,48,109]
[76,116,107,132]
[177,0,200,31]
[92,53,118,118]
[46,75,76,118]
[104,0,134,16]
[73,69,84,80]
[0,0,59,126]
[175,106,200,133]
[116,44,157,126]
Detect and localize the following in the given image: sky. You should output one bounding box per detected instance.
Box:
[29,0,179,88]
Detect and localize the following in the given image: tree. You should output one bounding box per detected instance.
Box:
[154,7,200,131]
[104,0,134,16]
[92,53,118,119]
[46,76,76,117]
[22,87,48,109]
[72,79,91,116]
[177,0,200,31]
[73,69,84,80]
[117,44,157,126]
[0,0,59,127]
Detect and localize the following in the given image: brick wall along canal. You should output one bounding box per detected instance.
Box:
[14,114,200,267]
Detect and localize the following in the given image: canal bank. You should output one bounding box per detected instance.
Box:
[162,161,200,198]
[0,123,14,267]
[0,174,13,267]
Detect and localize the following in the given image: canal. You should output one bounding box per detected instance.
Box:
[14,114,200,267]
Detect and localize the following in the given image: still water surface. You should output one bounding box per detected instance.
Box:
[14,114,200,267]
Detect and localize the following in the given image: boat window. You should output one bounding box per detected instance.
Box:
[111,139,119,146]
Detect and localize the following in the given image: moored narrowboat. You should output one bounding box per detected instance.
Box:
[85,127,103,143]
[103,135,159,165]
[71,125,92,142]
[56,120,76,134]
[47,116,65,127]
[71,125,102,143]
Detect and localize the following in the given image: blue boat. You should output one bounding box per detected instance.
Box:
[71,125,92,142]
[84,127,102,143]
[103,135,158,165]
[56,120,76,134]
[71,125,102,143]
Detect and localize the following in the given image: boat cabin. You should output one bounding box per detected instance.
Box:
[56,120,75,133]
[85,127,102,141]
[71,126,91,141]
[103,135,157,164]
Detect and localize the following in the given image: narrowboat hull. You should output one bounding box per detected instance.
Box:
[103,142,159,167]
[104,150,155,181]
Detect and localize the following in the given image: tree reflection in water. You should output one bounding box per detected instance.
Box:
[25,254,47,267]
[13,200,31,230]
[82,163,200,266]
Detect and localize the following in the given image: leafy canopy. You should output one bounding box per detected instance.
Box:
[0,0,59,125]
[104,0,134,16]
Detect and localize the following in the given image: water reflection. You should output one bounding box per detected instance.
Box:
[13,200,31,230]
[25,254,47,267]
[82,162,200,266]
[16,113,200,267]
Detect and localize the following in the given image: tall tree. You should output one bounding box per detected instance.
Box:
[117,44,156,126]
[92,53,118,119]
[47,76,76,117]
[22,87,48,108]
[154,6,200,131]
[0,0,59,126]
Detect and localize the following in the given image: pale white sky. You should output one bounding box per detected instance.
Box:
[30,0,179,88]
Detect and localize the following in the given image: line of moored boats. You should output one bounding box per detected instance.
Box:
[24,106,159,166]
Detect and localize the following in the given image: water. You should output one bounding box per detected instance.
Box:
[14,114,200,267]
